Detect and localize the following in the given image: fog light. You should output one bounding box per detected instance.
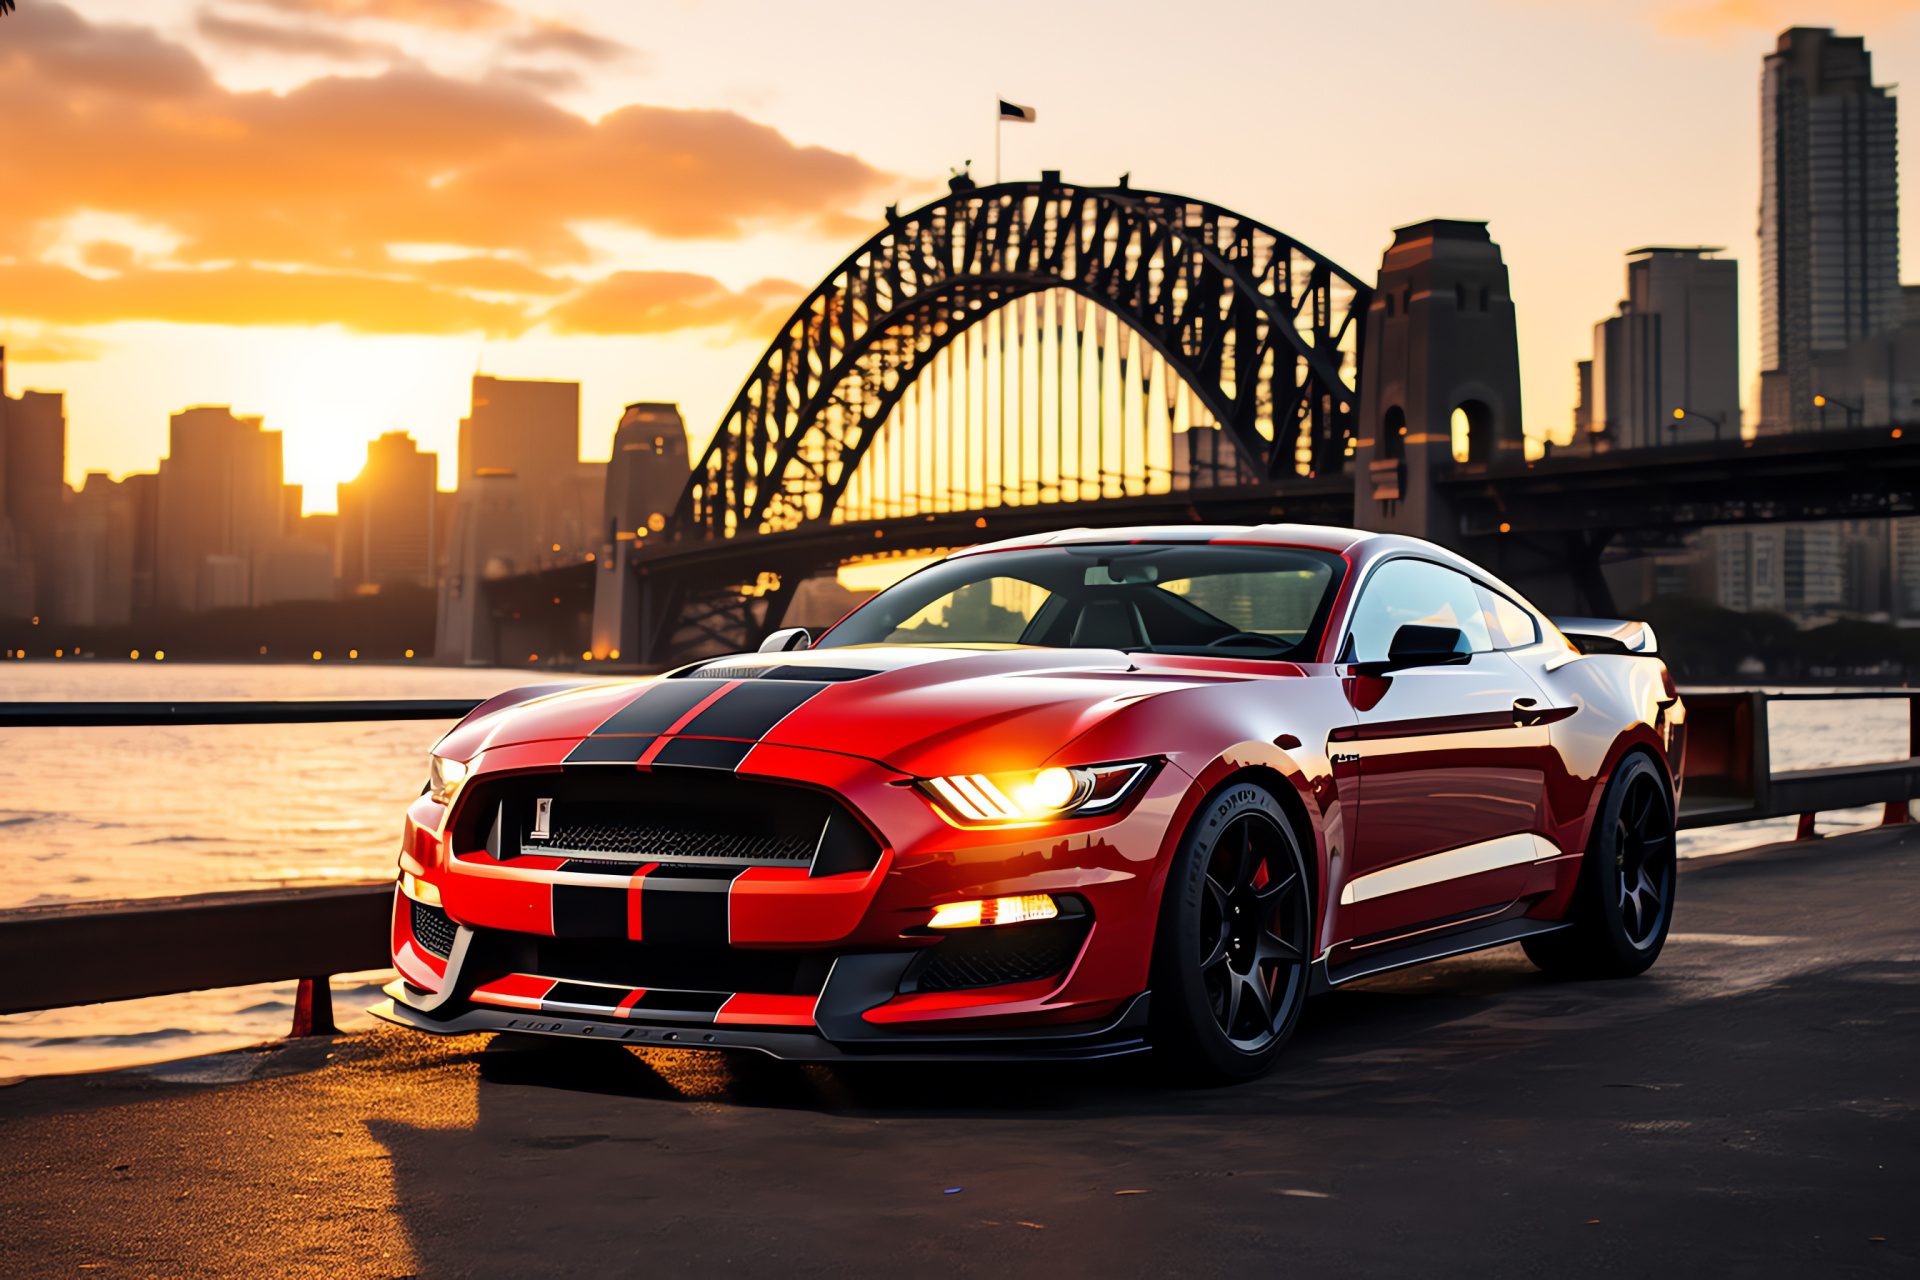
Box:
[928,894,1057,929]
[400,870,442,907]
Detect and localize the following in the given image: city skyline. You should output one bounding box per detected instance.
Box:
[11,2,1920,509]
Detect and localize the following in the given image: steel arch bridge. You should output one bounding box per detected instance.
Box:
[613,177,1373,665]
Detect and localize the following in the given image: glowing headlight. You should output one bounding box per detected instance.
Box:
[920,761,1152,825]
[426,753,469,804]
[929,894,1058,929]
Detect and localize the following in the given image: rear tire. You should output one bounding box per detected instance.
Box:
[1149,779,1312,1083]
[1524,753,1676,978]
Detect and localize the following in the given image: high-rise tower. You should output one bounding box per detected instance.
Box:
[1758,27,1900,431]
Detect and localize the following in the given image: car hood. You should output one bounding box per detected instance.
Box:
[440,647,1295,777]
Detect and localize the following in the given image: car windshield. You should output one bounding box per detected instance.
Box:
[815,544,1346,660]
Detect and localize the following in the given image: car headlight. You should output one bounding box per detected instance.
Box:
[919,760,1153,826]
[426,753,469,804]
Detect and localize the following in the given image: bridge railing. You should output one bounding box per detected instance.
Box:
[0,690,1912,1037]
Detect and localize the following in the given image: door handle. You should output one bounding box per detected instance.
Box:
[1513,697,1540,727]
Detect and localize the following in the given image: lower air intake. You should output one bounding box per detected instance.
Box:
[906,917,1090,993]
[410,899,458,958]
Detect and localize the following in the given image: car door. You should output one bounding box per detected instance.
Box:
[1335,558,1553,944]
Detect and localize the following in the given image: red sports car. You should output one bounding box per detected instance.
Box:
[374,524,1685,1080]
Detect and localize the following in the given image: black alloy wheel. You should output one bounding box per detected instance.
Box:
[1524,752,1676,979]
[1612,767,1675,947]
[1151,780,1312,1081]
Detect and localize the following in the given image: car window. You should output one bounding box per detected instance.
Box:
[884,577,1051,643]
[1345,559,1493,662]
[1476,584,1540,650]
[817,544,1347,660]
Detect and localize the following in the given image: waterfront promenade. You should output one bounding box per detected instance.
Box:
[1,824,1911,1277]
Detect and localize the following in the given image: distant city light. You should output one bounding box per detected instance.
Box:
[528,653,539,661]
[349,649,359,659]
[54,649,62,657]
[312,650,322,660]
[581,651,592,661]
[155,651,165,660]
[405,649,415,658]
[609,649,620,660]
[130,650,139,660]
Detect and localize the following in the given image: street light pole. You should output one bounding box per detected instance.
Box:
[1671,406,1726,442]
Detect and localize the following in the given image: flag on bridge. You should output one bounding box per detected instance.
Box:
[999,100,1037,123]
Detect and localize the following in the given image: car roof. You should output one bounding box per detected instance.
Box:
[948,523,1371,559]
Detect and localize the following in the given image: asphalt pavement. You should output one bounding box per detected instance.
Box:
[1,825,1913,1278]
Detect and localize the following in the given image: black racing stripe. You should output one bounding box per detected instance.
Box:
[679,680,827,738]
[763,665,875,682]
[551,884,630,938]
[640,870,734,945]
[544,981,629,1010]
[651,737,753,770]
[633,989,729,1014]
[565,735,653,763]
[591,680,731,736]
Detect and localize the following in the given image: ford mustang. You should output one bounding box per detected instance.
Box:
[373,524,1685,1080]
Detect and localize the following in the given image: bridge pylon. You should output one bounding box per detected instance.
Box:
[1352,220,1607,613]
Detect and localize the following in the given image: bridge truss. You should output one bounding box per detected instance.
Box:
[629,178,1371,664]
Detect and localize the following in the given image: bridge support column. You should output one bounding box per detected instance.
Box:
[1352,219,1609,614]
[590,538,642,664]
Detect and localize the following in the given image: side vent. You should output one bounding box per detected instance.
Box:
[810,806,883,878]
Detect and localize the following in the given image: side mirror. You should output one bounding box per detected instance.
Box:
[1386,624,1469,667]
[1354,624,1471,676]
[758,627,811,654]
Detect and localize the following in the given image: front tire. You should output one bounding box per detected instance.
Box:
[1524,752,1676,978]
[1149,779,1312,1083]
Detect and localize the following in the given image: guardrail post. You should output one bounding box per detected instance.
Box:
[290,975,336,1036]
[1795,813,1821,841]
[1892,695,1920,827]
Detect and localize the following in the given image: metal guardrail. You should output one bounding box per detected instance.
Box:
[0,884,393,1031]
[1676,689,1920,831]
[0,689,1914,1038]
[0,699,484,727]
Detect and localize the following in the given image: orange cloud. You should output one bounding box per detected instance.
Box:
[234,0,513,30]
[502,20,635,63]
[0,5,893,338]
[0,261,526,335]
[196,11,404,62]
[1647,0,1920,34]
[543,273,805,338]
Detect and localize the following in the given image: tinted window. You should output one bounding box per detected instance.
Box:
[1345,559,1492,663]
[1476,584,1540,650]
[817,544,1346,660]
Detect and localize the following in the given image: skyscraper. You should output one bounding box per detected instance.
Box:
[337,431,439,593]
[155,406,332,611]
[437,375,606,663]
[1582,247,1740,449]
[0,348,68,616]
[1758,27,1900,431]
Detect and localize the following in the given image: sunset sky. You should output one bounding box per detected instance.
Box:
[7,0,1920,509]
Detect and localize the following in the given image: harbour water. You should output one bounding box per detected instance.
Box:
[0,667,1909,1078]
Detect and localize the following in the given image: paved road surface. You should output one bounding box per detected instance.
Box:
[1,827,1913,1278]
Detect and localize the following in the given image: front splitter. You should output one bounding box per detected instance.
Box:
[369,992,1152,1063]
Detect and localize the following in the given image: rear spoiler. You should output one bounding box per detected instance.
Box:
[1549,616,1659,657]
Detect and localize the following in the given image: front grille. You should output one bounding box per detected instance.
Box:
[410,898,458,958]
[545,805,813,863]
[451,768,881,876]
[907,917,1090,993]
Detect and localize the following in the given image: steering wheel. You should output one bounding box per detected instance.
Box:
[1204,632,1284,649]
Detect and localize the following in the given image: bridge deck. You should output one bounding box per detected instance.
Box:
[1,828,1912,1277]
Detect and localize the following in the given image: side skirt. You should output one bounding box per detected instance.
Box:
[1310,917,1571,994]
